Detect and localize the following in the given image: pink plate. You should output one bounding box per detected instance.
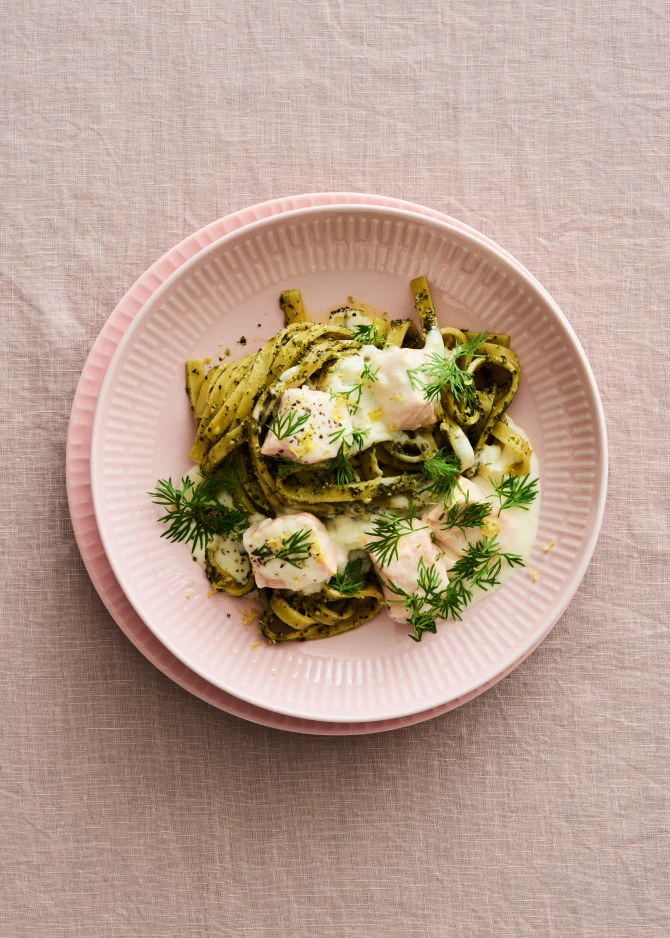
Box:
[85,199,607,724]
[67,194,605,734]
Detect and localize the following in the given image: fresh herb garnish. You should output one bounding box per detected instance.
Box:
[328,426,369,450]
[407,333,487,405]
[329,558,366,595]
[328,361,379,414]
[365,506,426,568]
[351,323,383,346]
[331,382,364,413]
[267,408,310,440]
[352,428,369,449]
[449,536,524,591]
[361,362,379,383]
[418,449,461,502]
[490,474,539,514]
[149,475,249,552]
[386,558,473,641]
[439,494,491,536]
[250,543,273,561]
[325,427,369,485]
[328,442,356,485]
[210,456,244,495]
[252,529,313,568]
[385,534,523,641]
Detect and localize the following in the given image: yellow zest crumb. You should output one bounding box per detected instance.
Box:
[367,408,383,422]
[388,423,397,432]
[185,585,193,600]
[240,607,259,626]
[203,357,212,365]
[527,568,539,583]
[542,539,556,552]
[250,641,263,650]
[482,520,500,538]
[207,588,217,598]
[389,393,404,402]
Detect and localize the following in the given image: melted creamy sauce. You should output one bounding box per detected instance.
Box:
[324,515,373,573]
[323,328,444,451]
[180,389,539,618]
[210,538,251,583]
[324,418,539,611]
[466,452,540,607]
[323,420,540,610]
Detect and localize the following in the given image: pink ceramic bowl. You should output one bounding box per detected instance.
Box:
[84,199,607,725]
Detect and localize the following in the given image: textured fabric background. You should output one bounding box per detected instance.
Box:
[2,2,669,936]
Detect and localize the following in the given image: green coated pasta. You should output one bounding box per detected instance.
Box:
[176,276,531,642]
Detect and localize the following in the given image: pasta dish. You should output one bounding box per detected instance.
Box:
[150,277,540,642]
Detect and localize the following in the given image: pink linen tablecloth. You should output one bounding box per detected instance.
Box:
[2,2,668,936]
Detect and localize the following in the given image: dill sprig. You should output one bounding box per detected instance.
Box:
[330,361,379,413]
[491,474,539,514]
[329,558,367,595]
[209,456,244,495]
[351,323,383,346]
[435,578,474,623]
[326,428,369,485]
[386,558,473,641]
[149,475,249,552]
[418,449,460,502]
[381,525,524,641]
[361,362,379,383]
[439,493,491,536]
[407,333,487,405]
[251,529,313,568]
[268,407,310,440]
[330,382,364,413]
[328,426,369,449]
[386,557,446,628]
[328,442,356,485]
[449,536,524,591]
[365,506,426,568]
[385,535,522,641]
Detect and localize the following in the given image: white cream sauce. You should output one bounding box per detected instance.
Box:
[322,419,540,611]
[210,538,252,583]
[465,450,540,606]
[322,328,444,452]
[324,514,374,573]
[178,407,539,615]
